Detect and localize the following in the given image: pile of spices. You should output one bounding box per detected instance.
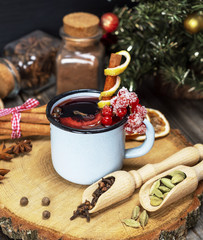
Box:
[3,30,60,92]
[122,206,149,229]
[70,176,115,222]
[149,170,186,206]
[56,12,104,94]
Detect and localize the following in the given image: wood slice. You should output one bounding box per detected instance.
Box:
[0,130,202,240]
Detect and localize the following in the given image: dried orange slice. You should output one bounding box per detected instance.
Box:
[126,108,170,141]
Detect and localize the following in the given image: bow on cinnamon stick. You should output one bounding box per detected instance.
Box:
[0,104,50,140]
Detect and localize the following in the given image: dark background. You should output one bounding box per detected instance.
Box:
[0,0,133,54]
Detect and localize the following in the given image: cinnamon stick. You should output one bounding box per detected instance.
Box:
[0,132,50,140]
[0,131,49,140]
[0,135,12,140]
[0,129,49,136]
[0,122,50,135]
[24,104,47,113]
[0,112,49,124]
[102,53,122,100]
[0,129,12,135]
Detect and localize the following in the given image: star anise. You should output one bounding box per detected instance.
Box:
[0,168,10,180]
[14,36,38,55]
[0,142,14,161]
[12,139,32,155]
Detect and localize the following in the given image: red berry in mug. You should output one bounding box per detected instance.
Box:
[116,107,127,118]
[102,105,113,116]
[101,116,113,126]
[130,99,139,113]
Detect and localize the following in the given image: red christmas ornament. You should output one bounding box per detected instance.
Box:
[100,13,119,33]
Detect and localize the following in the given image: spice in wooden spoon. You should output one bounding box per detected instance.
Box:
[82,144,203,214]
[139,161,203,212]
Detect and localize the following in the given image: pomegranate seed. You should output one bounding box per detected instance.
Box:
[101,116,112,126]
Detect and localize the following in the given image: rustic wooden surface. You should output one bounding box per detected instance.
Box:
[1,78,203,239]
[0,130,201,240]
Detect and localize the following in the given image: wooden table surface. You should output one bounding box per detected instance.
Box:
[1,78,203,240]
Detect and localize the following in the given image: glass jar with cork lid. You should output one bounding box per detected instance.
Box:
[56,12,105,94]
[0,58,21,99]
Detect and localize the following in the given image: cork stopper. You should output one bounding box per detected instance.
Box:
[63,12,100,38]
[0,58,20,99]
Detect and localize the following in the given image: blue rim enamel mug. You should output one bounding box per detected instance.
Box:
[46,89,155,185]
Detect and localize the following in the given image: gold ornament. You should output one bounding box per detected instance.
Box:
[184,14,203,34]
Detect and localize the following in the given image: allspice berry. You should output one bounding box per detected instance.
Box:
[20,197,29,206]
[42,197,50,206]
[42,210,51,219]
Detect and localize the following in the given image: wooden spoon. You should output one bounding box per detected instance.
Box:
[82,144,203,213]
[139,160,203,212]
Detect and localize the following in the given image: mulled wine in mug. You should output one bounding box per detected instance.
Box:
[46,89,155,185]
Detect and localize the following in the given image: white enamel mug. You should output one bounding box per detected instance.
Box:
[46,89,155,185]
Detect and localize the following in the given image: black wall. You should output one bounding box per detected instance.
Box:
[0,0,132,54]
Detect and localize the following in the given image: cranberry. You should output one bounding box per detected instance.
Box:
[102,105,113,117]
[130,99,140,113]
[116,108,127,118]
[101,116,112,126]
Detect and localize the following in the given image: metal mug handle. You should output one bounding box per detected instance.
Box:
[124,119,155,159]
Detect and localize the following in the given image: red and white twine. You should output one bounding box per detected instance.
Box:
[0,98,39,138]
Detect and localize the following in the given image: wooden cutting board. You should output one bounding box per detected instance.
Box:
[0,130,202,240]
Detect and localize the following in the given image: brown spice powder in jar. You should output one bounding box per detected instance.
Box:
[56,12,104,94]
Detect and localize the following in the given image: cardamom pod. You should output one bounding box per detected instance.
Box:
[158,185,171,193]
[139,210,149,228]
[163,192,169,198]
[169,170,186,178]
[171,173,185,184]
[153,188,164,198]
[161,178,175,189]
[131,206,140,220]
[122,219,140,228]
[150,196,163,206]
[149,179,160,195]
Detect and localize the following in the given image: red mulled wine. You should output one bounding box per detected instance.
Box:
[51,97,121,130]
